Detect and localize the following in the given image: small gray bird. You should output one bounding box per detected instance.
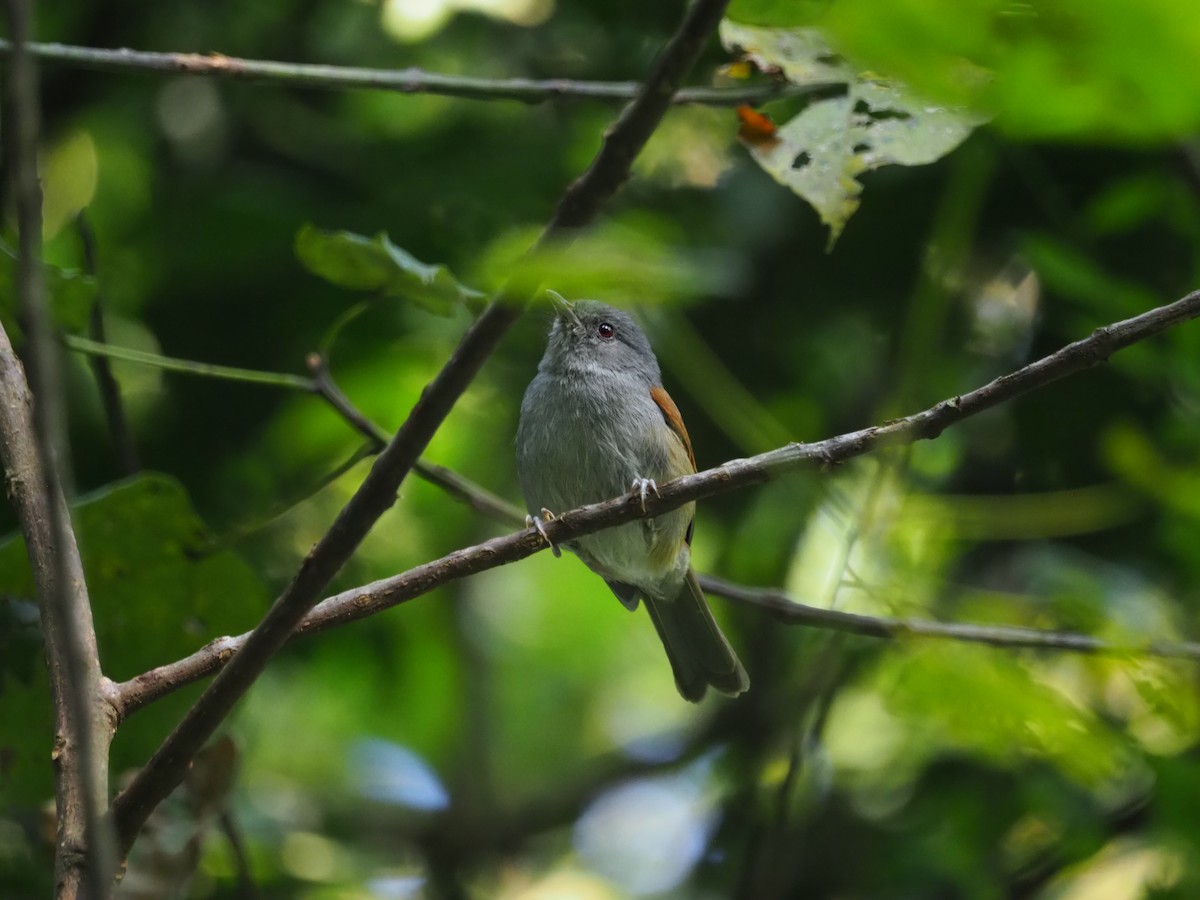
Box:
[516,298,749,702]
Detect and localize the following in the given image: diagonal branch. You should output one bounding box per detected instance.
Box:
[111,288,1200,719]
[108,0,734,858]
[1,3,116,896]
[0,38,819,106]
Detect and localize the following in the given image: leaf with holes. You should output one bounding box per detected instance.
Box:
[721,22,985,244]
[295,224,484,315]
[749,82,983,243]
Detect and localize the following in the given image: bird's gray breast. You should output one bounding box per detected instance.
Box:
[516,365,683,586]
[517,365,666,510]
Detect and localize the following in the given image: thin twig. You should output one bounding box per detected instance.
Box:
[108,0,734,857]
[305,353,388,445]
[77,215,140,475]
[0,38,822,107]
[1,4,116,895]
[412,458,524,525]
[699,575,1200,657]
[110,287,1200,719]
[64,334,313,390]
[542,0,733,233]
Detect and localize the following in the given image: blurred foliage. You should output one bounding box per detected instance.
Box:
[295,224,484,314]
[0,475,265,811]
[0,241,96,338]
[822,0,1200,142]
[2,0,1200,898]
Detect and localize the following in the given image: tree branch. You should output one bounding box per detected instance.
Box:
[1,4,116,895]
[0,335,119,900]
[700,575,1200,657]
[111,287,1200,719]
[108,0,733,858]
[0,38,819,107]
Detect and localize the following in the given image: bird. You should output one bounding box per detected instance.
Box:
[515,296,748,701]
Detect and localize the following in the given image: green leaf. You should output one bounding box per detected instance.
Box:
[0,473,266,807]
[0,239,97,338]
[822,0,1200,142]
[294,224,483,315]
[721,23,983,244]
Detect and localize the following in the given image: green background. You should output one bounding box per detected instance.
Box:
[4,0,1200,896]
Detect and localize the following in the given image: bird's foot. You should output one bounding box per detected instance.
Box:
[629,478,659,514]
[525,508,562,558]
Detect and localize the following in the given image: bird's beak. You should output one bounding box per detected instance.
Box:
[546,290,582,330]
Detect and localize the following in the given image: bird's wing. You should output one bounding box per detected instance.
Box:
[649,384,696,546]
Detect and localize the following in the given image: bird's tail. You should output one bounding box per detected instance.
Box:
[643,569,749,702]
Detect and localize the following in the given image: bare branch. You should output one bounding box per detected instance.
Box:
[542,0,733,234]
[108,0,734,857]
[305,353,388,445]
[1,3,115,894]
[0,38,820,107]
[699,575,1200,657]
[412,458,524,525]
[111,288,1200,718]
[0,334,118,900]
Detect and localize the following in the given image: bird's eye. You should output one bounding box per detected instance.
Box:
[597,322,615,340]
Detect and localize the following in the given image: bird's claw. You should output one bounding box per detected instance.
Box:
[526,508,562,557]
[629,478,659,514]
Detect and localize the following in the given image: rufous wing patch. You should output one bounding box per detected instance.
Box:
[649,385,696,471]
[649,384,697,547]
